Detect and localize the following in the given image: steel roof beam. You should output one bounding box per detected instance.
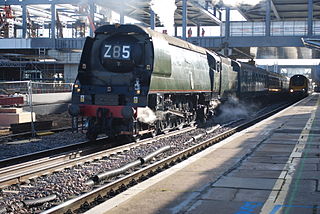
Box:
[271,0,281,20]
[0,0,81,5]
[241,10,315,18]
[189,1,221,25]
[126,4,151,17]
[273,2,315,5]
[175,11,203,26]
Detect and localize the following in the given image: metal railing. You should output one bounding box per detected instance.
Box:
[0,81,73,95]
[271,21,307,36]
[221,20,320,37]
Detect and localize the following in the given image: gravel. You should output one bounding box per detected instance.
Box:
[0,131,87,160]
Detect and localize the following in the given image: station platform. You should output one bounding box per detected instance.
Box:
[87,94,320,214]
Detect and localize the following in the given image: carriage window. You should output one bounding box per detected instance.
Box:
[292,78,304,86]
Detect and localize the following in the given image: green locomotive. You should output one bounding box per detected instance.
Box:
[69,24,286,140]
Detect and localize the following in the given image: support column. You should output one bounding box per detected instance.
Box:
[197,25,200,37]
[51,3,56,39]
[150,10,155,30]
[224,7,230,56]
[89,2,95,37]
[182,0,187,40]
[120,6,124,24]
[225,7,230,38]
[308,0,313,36]
[266,0,271,36]
[22,4,27,38]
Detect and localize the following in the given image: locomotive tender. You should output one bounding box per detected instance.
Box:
[69,24,288,140]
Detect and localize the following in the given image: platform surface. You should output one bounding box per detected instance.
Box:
[86,94,320,214]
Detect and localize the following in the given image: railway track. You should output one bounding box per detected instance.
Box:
[0,126,197,188]
[0,137,106,169]
[0,138,109,188]
[0,100,296,213]
[0,127,71,144]
[0,126,198,213]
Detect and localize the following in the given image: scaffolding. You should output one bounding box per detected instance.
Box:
[0,5,14,38]
[0,51,65,81]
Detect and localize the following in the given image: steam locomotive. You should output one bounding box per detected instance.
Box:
[69,24,289,140]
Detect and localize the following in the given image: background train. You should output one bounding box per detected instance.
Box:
[69,24,289,140]
[289,74,311,97]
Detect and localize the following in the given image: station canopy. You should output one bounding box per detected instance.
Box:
[96,0,221,27]
[0,0,221,28]
[235,0,320,21]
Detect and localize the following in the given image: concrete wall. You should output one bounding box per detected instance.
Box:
[24,103,69,115]
[47,49,80,83]
[48,49,81,63]
[31,92,71,105]
[23,92,72,115]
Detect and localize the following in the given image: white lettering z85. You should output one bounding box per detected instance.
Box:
[104,45,130,59]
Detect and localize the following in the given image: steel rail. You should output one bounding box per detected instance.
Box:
[0,138,108,188]
[42,101,294,214]
[0,137,109,168]
[0,127,196,188]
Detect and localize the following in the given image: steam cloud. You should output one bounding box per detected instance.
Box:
[150,0,177,34]
[214,96,256,124]
[137,107,157,125]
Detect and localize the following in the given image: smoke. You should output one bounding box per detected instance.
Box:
[137,107,157,125]
[214,96,256,124]
[150,0,177,34]
[210,0,262,7]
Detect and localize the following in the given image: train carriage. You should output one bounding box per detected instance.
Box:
[234,62,269,98]
[267,71,289,94]
[232,61,289,99]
